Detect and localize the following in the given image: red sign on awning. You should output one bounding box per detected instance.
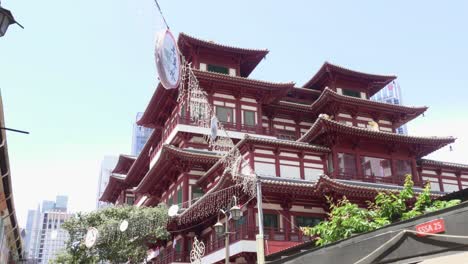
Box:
[415,219,445,237]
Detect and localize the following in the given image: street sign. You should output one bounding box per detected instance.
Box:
[415,219,445,237]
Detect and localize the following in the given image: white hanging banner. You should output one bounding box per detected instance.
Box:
[155,29,182,90]
[210,116,218,141]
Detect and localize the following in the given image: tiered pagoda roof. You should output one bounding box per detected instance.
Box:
[303,62,396,96]
[198,135,330,187]
[298,116,455,157]
[134,145,221,194]
[178,32,269,77]
[177,174,443,226]
[112,154,136,175]
[269,88,427,127]
[418,159,468,170]
[99,173,127,203]
[136,84,178,128]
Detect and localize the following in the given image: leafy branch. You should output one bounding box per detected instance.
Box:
[302,175,460,246]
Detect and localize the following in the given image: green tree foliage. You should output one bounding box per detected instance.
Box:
[53,205,170,264]
[302,175,460,246]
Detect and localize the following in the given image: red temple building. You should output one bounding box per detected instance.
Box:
[100,32,468,264]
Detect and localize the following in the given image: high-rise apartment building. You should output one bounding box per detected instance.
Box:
[24,196,73,263]
[96,156,118,209]
[371,81,408,134]
[131,112,153,156]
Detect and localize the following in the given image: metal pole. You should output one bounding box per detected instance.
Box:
[256,180,265,264]
[225,217,229,264]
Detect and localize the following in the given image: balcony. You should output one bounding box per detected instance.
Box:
[150,225,311,263]
[335,173,424,187]
[148,114,280,167]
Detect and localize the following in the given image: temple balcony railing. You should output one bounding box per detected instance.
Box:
[203,225,311,257]
[148,114,278,168]
[150,226,312,263]
[335,173,424,187]
[151,252,189,264]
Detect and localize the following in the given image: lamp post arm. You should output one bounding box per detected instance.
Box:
[0,127,29,134]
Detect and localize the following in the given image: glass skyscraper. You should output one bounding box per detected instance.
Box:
[131,112,153,156]
[371,81,408,134]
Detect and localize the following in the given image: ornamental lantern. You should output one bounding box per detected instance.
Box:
[230,205,242,221]
[213,221,224,236]
[0,5,23,37]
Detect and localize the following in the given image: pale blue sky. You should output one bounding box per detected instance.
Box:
[1,1,467,226]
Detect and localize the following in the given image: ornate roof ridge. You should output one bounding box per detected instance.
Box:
[299,116,455,144]
[163,144,223,160]
[303,61,397,88]
[243,134,330,152]
[418,159,468,170]
[178,32,269,54]
[318,175,443,196]
[275,88,427,114]
[193,68,295,88]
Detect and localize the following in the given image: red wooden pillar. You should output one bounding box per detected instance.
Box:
[332,149,339,179]
[256,99,263,134]
[183,175,189,207]
[235,96,242,130]
[274,148,281,177]
[249,145,255,169]
[411,159,420,185]
[390,158,397,184]
[321,155,329,175]
[355,152,362,181]
[299,152,305,180]
[247,205,256,240]
[281,205,292,241]
[294,119,301,140]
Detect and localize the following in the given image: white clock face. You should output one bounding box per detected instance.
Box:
[156,30,181,90]
[85,227,99,248]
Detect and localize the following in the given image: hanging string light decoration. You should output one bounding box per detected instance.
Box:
[180,61,257,197]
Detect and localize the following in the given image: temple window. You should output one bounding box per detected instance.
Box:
[422,176,441,191]
[167,195,173,206]
[337,153,357,176]
[191,186,204,202]
[125,195,135,205]
[176,188,183,204]
[207,64,229,75]
[242,110,256,126]
[304,167,322,181]
[279,159,301,179]
[441,178,459,192]
[395,160,412,180]
[295,216,321,228]
[263,214,279,229]
[342,89,361,98]
[276,130,296,141]
[360,156,392,178]
[254,160,276,176]
[215,106,234,123]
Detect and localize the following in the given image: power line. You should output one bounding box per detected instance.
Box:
[153,0,170,30]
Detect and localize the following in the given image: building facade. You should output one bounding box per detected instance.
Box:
[100,33,468,263]
[24,196,72,263]
[131,112,154,156]
[371,81,408,134]
[0,92,24,263]
[96,156,119,209]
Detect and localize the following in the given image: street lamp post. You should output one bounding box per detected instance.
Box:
[213,196,242,264]
[0,1,24,37]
